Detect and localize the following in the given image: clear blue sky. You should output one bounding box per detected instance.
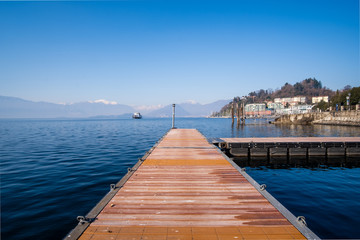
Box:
[0,0,358,106]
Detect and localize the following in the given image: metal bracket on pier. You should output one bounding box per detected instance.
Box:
[297,216,307,226]
[77,216,92,225]
[259,184,267,191]
[219,142,227,149]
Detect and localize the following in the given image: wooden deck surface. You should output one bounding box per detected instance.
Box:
[78,129,307,240]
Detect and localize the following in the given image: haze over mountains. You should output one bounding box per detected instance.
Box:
[0,96,229,119]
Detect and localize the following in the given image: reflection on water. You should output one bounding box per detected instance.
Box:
[232,156,360,168]
[227,118,360,138]
[274,123,360,137]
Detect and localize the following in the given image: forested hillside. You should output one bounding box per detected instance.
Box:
[247,78,334,103]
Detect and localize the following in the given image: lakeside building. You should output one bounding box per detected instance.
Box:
[243,102,313,116]
[245,103,272,116]
[312,96,329,103]
[244,96,315,117]
[267,102,284,114]
[277,104,313,115]
[274,96,306,106]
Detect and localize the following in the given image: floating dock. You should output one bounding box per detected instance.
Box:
[214,137,360,159]
[66,129,319,240]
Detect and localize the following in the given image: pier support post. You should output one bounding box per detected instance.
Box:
[231,101,235,126]
[242,102,245,124]
[172,104,176,129]
[237,102,241,127]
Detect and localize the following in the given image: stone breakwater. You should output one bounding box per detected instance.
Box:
[274,111,360,127]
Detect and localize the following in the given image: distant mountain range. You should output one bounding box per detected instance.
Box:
[0,96,229,119]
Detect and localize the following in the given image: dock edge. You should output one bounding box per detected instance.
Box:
[209,136,321,240]
[63,129,172,240]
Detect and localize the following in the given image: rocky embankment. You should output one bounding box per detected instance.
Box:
[274,111,360,127]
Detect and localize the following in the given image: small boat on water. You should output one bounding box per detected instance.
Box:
[132,112,142,119]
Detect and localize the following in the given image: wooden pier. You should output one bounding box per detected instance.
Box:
[66,129,319,240]
[214,137,360,159]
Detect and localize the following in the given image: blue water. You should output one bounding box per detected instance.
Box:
[247,167,360,239]
[1,118,359,239]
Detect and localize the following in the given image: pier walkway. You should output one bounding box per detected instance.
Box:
[214,137,360,159]
[68,129,318,240]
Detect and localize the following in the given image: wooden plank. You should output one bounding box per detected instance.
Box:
[76,129,311,240]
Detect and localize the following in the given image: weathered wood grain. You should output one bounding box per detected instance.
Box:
[78,129,306,240]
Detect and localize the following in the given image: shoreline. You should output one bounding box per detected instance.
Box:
[274,111,360,127]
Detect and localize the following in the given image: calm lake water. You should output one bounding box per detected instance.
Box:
[1,118,360,239]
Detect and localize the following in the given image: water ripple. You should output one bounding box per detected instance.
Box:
[1,118,359,239]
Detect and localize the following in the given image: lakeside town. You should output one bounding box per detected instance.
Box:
[211,78,360,118]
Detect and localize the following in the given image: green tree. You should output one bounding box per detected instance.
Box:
[330,86,360,108]
[294,82,304,95]
[312,100,328,111]
[349,87,360,105]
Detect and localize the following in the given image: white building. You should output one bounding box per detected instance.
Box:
[274,96,306,106]
[277,105,313,115]
[267,102,284,114]
[312,96,329,103]
[245,103,272,116]
[245,103,266,112]
[293,96,307,103]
